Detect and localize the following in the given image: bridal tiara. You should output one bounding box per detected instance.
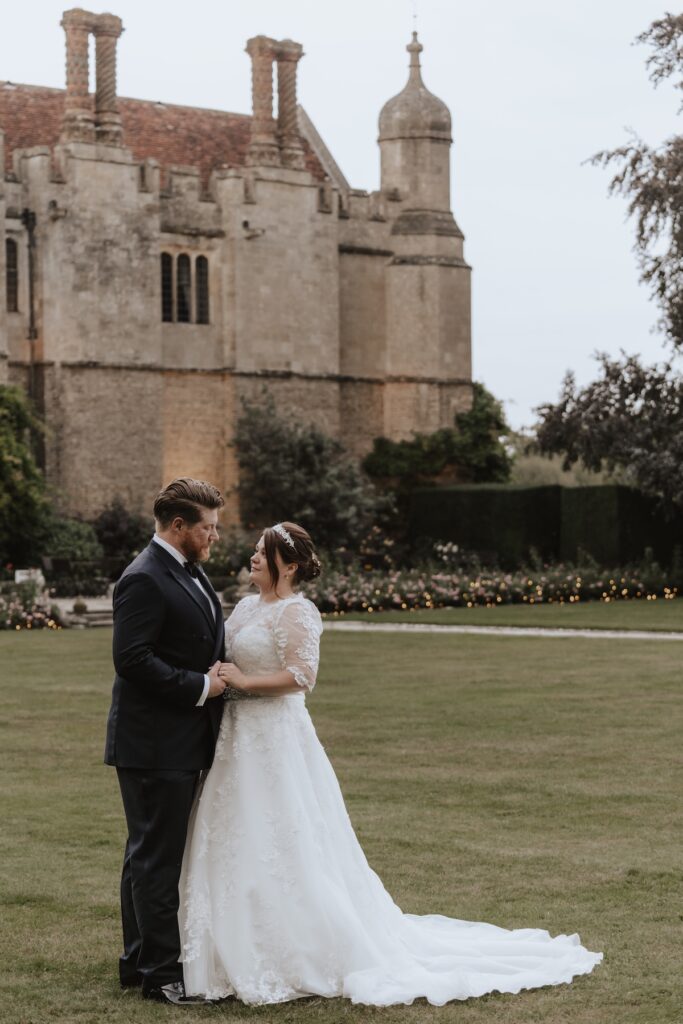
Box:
[272,523,296,549]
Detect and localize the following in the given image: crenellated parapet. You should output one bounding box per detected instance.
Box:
[159,166,225,243]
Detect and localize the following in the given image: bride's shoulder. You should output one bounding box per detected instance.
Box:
[278,593,323,628]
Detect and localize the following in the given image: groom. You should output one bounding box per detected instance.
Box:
[104,477,227,1005]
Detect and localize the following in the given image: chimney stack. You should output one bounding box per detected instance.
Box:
[60,7,96,143]
[275,40,305,170]
[245,35,280,167]
[94,13,124,145]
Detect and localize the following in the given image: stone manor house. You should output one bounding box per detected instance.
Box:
[0,9,472,519]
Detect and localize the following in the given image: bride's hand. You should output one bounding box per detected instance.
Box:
[218,662,249,691]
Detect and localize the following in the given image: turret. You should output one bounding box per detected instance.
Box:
[379,32,452,215]
[379,33,472,436]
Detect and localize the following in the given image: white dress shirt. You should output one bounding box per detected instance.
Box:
[152,534,212,707]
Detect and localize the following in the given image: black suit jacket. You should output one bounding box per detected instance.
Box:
[104,541,225,770]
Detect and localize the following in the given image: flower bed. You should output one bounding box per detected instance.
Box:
[0,582,63,631]
[306,563,678,615]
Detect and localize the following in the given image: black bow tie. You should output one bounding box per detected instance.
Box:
[184,561,200,579]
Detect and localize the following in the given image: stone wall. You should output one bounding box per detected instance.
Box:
[231,172,340,378]
[162,370,239,523]
[42,364,164,517]
[338,250,387,379]
[39,147,161,368]
[339,380,385,457]
[234,375,341,438]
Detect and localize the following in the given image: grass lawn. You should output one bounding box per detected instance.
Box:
[335,597,683,631]
[1,627,680,1024]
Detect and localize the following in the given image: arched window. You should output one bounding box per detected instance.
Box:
[196,256,209,324]
[161,252,173,322]
[176,254,191,323]
[6,238,18,312]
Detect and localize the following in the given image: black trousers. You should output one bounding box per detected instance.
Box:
[116,767,200,990]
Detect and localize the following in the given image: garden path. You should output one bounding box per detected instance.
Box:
[323,621,683,641]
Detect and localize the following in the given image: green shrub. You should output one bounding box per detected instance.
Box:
[48,577,110,598]
[363,429,460,482]
[42,516,103,562]
[363,382,513,487]
[92,498,152,564]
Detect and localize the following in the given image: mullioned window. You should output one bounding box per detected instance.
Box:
[160,252,210,325]
[6,238,18,313]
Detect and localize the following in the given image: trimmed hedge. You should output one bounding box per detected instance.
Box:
[409,485,562,566]
[409,484,683,568]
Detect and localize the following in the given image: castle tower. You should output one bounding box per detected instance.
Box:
[379,33,471,435]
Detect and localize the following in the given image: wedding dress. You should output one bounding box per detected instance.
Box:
[179,593,602,1005]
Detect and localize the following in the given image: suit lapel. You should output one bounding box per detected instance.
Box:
[198,567,226,660]
[166,562,216,631]
[148,541,223,638]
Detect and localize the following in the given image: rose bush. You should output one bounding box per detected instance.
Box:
[304,560,677,614]
[0,581,62,630]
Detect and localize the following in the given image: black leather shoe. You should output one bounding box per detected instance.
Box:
[120,974,143,990]
[142,981,210,1005]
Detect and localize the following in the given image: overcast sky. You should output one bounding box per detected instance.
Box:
[1,0,677,428]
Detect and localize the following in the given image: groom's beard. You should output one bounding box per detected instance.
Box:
[179,536,212,565]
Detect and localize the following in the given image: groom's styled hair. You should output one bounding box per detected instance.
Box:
[154,477,224,527]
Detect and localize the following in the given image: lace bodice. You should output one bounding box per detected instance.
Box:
[225,592,323,692]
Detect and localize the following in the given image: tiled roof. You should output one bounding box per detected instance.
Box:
[0,83,326,184]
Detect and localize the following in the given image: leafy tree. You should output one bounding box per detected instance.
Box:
[535,353,683,508]
[0,385,49,566]
[591,14,683,346]
[536,16,683,508]
[233,395,389,551]
[452,382,513,482]
[363,382,513,486]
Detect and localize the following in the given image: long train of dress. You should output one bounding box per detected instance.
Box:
[179,594,602,1005]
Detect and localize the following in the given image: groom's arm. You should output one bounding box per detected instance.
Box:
[113,571,208,709]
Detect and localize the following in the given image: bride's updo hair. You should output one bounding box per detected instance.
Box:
[263,522,321,590]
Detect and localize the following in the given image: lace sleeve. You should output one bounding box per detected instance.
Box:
[273,598,323,692]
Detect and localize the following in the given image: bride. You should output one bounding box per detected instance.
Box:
[178,522,602,1006]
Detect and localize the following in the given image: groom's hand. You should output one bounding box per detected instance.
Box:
[207,661,227,698]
